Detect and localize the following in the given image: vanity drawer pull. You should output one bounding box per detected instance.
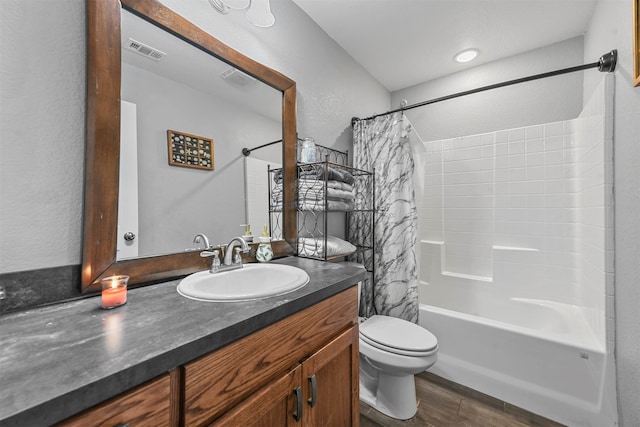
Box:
[293,386,303,422]
[307,374,317,407]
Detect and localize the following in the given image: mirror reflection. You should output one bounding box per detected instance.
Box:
[118,9,282,260]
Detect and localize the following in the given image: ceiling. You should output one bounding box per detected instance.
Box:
[291,0,598,92]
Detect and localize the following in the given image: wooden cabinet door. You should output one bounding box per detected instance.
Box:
[302,325,359,427]
[184,288,358,426]
[210,366,303,427]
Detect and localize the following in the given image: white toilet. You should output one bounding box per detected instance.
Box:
[358,314,438,420]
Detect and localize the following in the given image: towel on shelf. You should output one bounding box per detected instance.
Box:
[298,236,357,257]
[270,199,355,212]
[271,181,356,211]
[300,178,353,192]
[271,178,355,199]
[298,183,354,201]
[273,164,355,185]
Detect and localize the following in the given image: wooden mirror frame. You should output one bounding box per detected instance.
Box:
[634,0,640,86]
[82,0,297,292]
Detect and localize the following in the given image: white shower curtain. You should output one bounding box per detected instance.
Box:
[352,112,419,323]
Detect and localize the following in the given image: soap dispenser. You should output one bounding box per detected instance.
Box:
[241,224,254,243]
[256,224,273,263]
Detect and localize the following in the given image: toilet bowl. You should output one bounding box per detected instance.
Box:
[359,315,438,420]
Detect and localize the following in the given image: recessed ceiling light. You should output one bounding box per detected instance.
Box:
[455,49,479,63]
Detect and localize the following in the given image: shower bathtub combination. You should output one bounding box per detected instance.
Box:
[413,77,617,427]
[419,288,615,426]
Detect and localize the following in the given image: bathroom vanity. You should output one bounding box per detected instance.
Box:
[0,2,367,423]
[0,258,364,426]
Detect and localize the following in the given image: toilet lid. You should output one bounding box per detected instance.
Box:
[359,315,438,354]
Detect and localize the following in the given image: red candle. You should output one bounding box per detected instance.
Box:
[100,275,129,309]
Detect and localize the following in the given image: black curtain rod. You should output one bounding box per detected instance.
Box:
[242,139,284,156]
[351,50,617,126]
[242,137,309,156]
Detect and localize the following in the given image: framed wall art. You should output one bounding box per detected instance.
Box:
[167,130,214,171]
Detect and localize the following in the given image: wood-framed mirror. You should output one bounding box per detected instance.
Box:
[82,0,297,293]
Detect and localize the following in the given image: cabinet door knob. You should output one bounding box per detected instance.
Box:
[307,374,317,407]
[293,386,303,422]
[123,232,136,241]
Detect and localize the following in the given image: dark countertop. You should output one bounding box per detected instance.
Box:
[0,257,366,426]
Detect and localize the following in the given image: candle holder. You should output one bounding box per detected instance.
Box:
[100,275,129,309]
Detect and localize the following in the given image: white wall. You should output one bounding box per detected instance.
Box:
[392,36,585,142]
[583,1,640,425]
[0,0,389,273]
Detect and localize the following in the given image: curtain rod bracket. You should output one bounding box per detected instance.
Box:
[598,50,617,73]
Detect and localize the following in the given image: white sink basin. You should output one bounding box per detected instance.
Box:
[177,264,310,302]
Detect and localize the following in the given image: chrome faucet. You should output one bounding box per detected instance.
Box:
[200,236,250,274]
[223,236,250,266]
[193,233,211,250]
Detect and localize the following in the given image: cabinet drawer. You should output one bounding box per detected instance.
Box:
[56,373,172,427]
[184,286,358,426]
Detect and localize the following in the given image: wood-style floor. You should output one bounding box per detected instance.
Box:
[360,372,566,427]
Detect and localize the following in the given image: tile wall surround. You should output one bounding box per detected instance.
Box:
[419,77,613,348]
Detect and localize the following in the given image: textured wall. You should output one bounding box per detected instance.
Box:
[0,0,389,274]
[0,0,86,273]
[583,1,640,426]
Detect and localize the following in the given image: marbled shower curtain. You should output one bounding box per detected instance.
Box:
[351,112,419,323]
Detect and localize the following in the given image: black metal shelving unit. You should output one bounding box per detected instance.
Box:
[268,144,374,278]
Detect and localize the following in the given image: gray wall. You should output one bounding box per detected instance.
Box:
[160,0,390,154]
[583,1,640,425]
[0,0,86,273]
[123,63,281,256]
[392,36,585,141]
[0,0,389,274]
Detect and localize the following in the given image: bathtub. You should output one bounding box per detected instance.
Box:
[419,298,617,426]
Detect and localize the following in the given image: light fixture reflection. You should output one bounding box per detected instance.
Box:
[103,312,124,356]
[455,49,479,63]
[209,0,275,28]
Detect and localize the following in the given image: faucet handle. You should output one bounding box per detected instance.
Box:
[234,247,243,264]
[201,250,221,272]
[200,250,218,258]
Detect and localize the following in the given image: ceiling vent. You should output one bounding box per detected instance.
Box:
[220,68,256,86]
[124,38,166,61]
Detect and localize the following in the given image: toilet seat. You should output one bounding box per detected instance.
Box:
[360,315,438,357]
